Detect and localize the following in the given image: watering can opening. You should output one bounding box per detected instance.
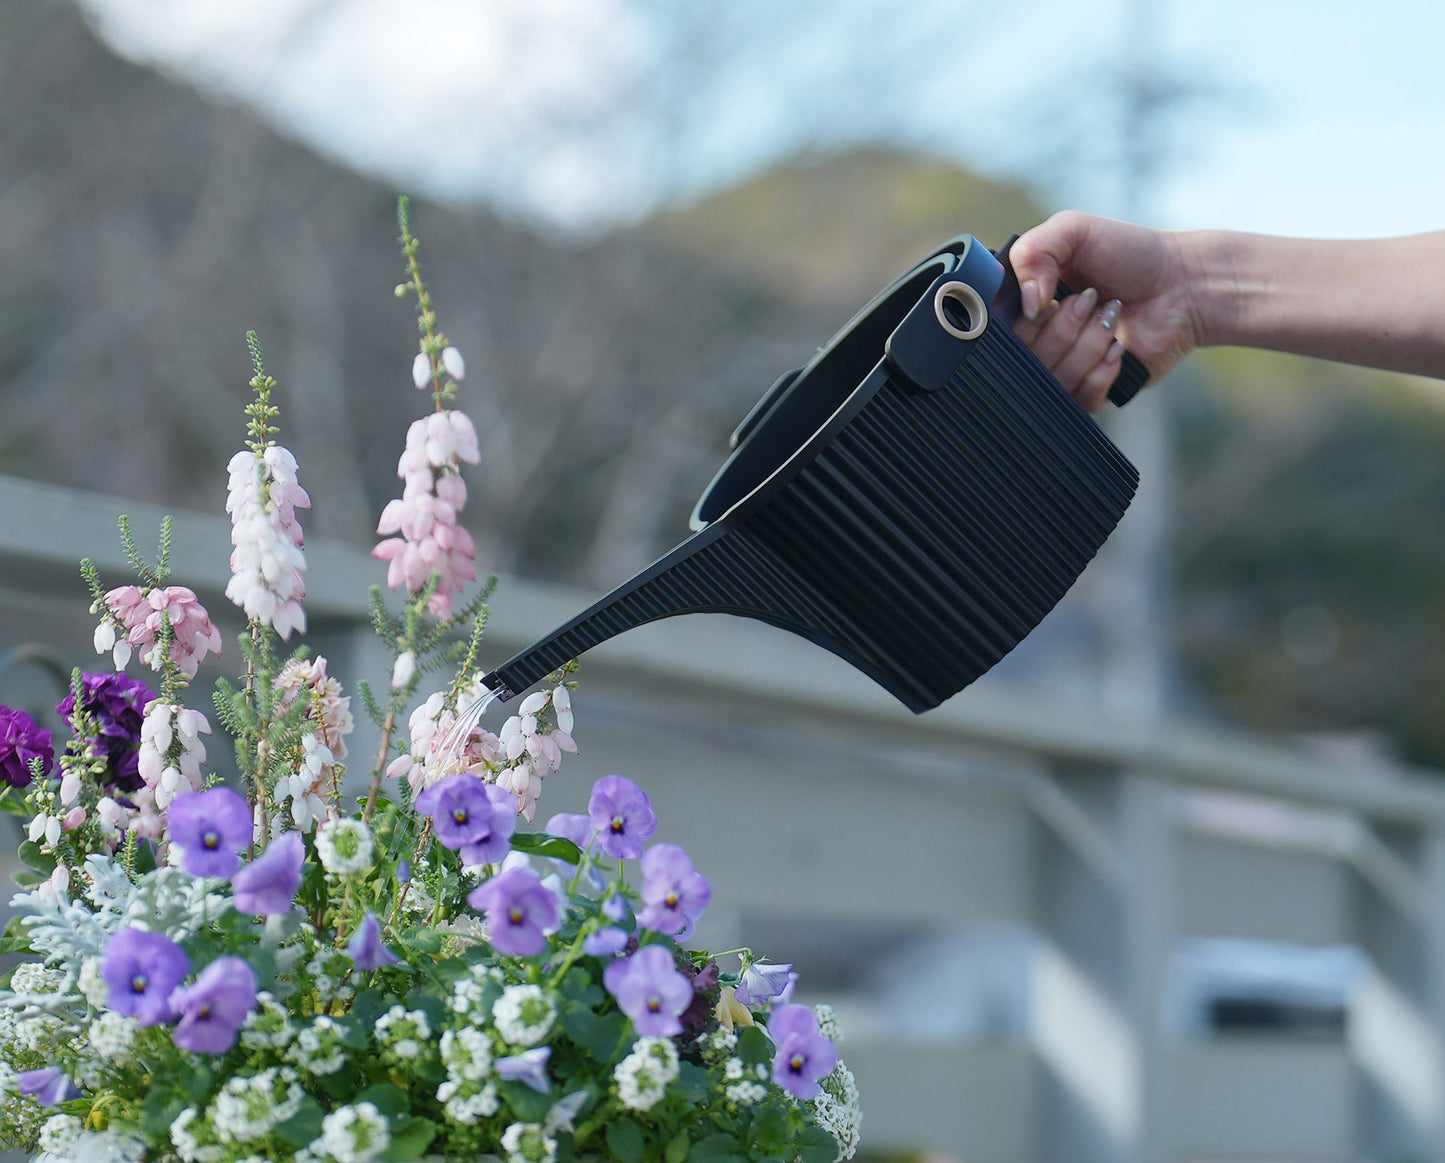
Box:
[480,235,1145,713]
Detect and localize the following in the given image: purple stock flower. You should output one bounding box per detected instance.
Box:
[0,706,53,788]
[582,928,630,957]
[587,775,657,860]
[467,866,560,956]
[495,1046,551,1093]
[415,774,516,864]
[734,960,797,1007]
[231,832,305,915]
[602,944,693,1037]
[347,912,400,970]
[637,843,711,939]
[16,1066,79,1106]
[102,928,189,1026]
[769,1004,838,1100]
[56,672,155,792]
[167,787,251,878]
[170,956,258,1054]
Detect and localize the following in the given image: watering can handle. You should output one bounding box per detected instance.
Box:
[994,235,1150,407]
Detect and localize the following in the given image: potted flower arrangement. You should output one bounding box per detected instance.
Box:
[0,199,860,1163]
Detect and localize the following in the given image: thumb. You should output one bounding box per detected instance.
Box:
[1010,212,1089,321]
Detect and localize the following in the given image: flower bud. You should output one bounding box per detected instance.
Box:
[412,352,431,390]
[391,651,416,691]
[441,346,466,381]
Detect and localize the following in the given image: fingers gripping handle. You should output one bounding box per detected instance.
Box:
[994,235,1150,407]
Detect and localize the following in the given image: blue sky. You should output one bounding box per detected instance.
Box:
[78,0,1445,241]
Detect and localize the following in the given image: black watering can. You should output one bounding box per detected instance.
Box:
[480,234,1147,713]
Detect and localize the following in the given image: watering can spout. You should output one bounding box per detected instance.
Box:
[481,234,1146,713]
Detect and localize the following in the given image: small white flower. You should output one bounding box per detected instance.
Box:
[812,1060,862,1160]
[493,984,556,1047]
[321,1101,390,1163]
[500,1122,556,1163]
[412,351,431,389]
[315,818,375,875]
[38,1114,85,1158]
[614,1036,679,1112]
[88,1010,138,1062]
[441,346,465,381]
[390,650,416,690]
[440,1025,494,1082]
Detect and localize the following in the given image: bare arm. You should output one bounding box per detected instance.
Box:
[1008,211,1445,410]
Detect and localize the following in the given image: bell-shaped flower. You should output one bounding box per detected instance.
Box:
[347,912,401,970]
[170,956,259,1055]
[734,960,797,1007]
[495,1046,551,1093]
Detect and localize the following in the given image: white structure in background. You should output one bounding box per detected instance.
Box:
[3,472,1445,1163]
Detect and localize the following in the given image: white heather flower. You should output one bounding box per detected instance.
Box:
[391,650,416,690]
[412,351,431,389]
[88,1010,138,1062]
[493,984,556,1047]
[225,446,310,639]
[274,732,334,832]
[812,1061,862,1161]
[137,701,210,811]
[500,1122,556,1163]
[374,1006,431,1061]
[441,345,465,380]
[321,1101,390,1163]
[614,1037,679,1112]
[315,818,374,875]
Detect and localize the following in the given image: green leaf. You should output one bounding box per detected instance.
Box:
[512,831,584,864]
[665,1129,691,1163]
[499,1080,553,1123]
[0,788,30,816]
[673,1061,712,1105]
[354,1082,410,1117]
[182,1063,215,1102]
[380,1116,436,1162]
[400,926,444,956]
[604,1120,646,1163]
[796,1124,839,1163]
[140,1088,187,1138]
[275,1096,325,1146]
[689,1134,746,1163]
[17,840,55,876]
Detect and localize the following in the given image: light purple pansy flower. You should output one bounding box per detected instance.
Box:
[16,1066,79,1106]
[587,775,657,860]
[496,1046,552,1093]
[169,956,259,1055]
[468,865,561,956]
[545,811,604,887]
[167,787,252,878]
[415,774,516,865]
[347,912,400,970]
[637,843,711,939]
[102,928,189,1026]
[769,1004,838,1100]
[582,928,630,957]
[230,831,305,915]
[602,944,693,1037]
[734,960,797,1007]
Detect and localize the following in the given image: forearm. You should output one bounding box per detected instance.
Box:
[1181,229,1445,377]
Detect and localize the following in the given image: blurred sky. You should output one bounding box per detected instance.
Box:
[76,0,1445,241]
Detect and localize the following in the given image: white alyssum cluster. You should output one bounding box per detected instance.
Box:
[87,1010,137,1062]
[210,1067,305,1145]
[493,984,556,1047]
[286,1015,348,1076]
[812,1061,863,1161]
[315,818,374,875]
[319,1100,390,1163]
[449,964,501,1019]
[225,445,310,639]
[35,1113,145,1163]
[500,1121,557,1163]
[437,1025,499,1124]
[7,961,68,1004]
[241,992,296,1049]
[614,1036,680,1112]
[374,1005,431,1060]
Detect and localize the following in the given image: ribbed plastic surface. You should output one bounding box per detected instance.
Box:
[485,320,1138,711]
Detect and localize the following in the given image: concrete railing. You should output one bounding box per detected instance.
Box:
[3,472,1445,1162]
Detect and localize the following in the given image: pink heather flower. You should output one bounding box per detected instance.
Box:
[137,701,210,812]
[275,657,353,761]
[101,585,221,680]
[373,407,481,621]
[61,806,86,831]
[225,447,310,639]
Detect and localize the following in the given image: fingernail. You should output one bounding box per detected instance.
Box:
[1097,298,1122,331]
[1072,287,1098,317]
[1104,339,1124,363]
[1021,280,1040,322]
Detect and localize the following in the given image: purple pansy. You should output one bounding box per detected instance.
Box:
[496,1046,552,1093]
[347,912,400,970]
[769,1004,838,1100]
[587,775,657,860]
[467,866,560,956]
[734,960,797,1007]
[56,672,155,792]
[637,843,711,939]
[582,928,630,957]
[16,1066,79,1106]
[167,787,252,878]
[230,832,305,915]
[0,706,53,788]
[170,956,258,1055]
[101,928,189,1027]
[415,774,516,864]
[545,811,605,888]
[602,944,694,1037]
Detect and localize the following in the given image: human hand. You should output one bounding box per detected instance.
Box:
[1010,211,1202,410]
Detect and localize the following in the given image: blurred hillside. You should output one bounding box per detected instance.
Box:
[5,0,1445,765]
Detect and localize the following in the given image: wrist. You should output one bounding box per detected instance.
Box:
[1174,229,1242,350]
